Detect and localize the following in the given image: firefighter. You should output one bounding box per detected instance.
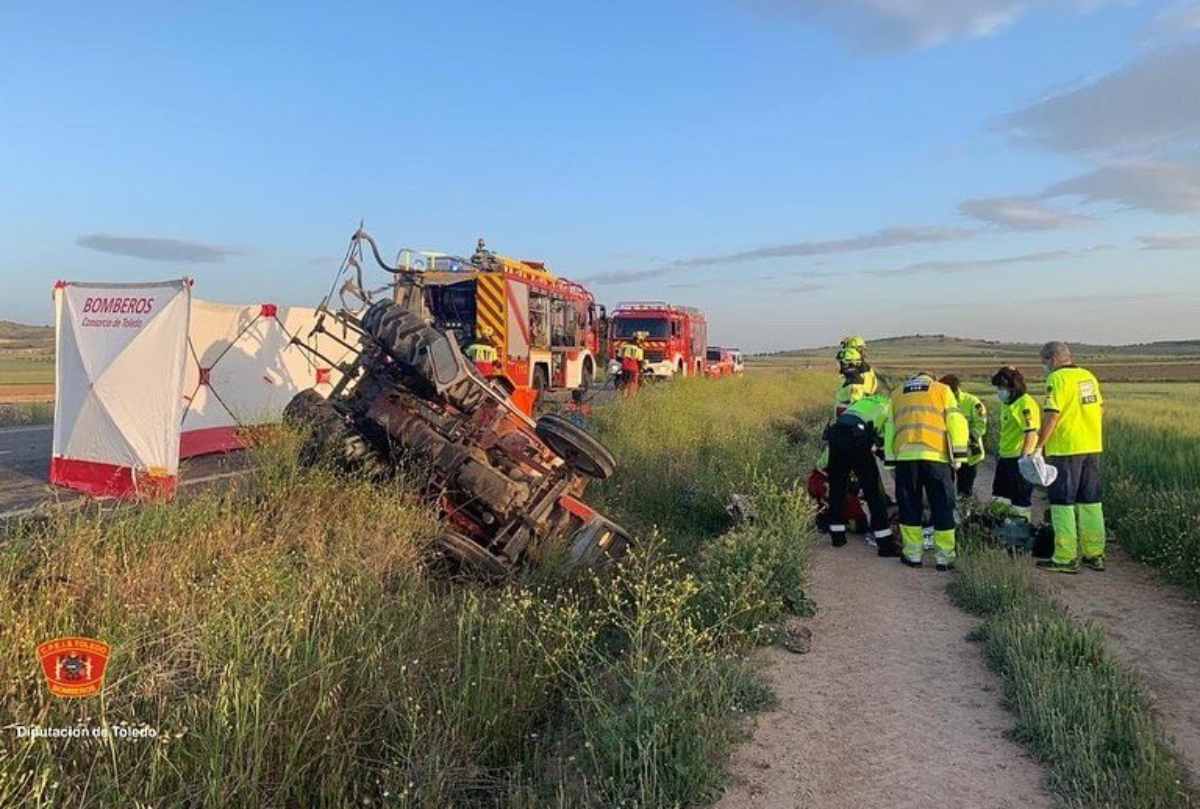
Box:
[834,346,878,416]
[939,375,987,499]
[465,325,500,376]
[885,371,969,570]
[989,366,1039,519]
[826,392,897,556]
[839,335,867,357]
[618,331,647,397]
[1035,342,1106,574]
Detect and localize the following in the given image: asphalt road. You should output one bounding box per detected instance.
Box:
[0,425,251,519]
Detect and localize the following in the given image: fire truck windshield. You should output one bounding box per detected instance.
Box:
[612,317,670,340]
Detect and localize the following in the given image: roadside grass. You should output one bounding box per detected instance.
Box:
[949,540,1194,809]
[1,370,827,808]
[0,402,53,428]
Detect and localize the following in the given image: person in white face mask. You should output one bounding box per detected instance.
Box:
[989,366,1040,519]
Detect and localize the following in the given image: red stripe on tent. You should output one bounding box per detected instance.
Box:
[180,426,246,458]
[49,457,176,499]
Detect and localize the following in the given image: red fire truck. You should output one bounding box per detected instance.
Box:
[607,302,708,381]
[395,240,603,416]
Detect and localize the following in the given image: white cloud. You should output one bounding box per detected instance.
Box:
[1150,2,1200,34]
[1041,161,1200,213]
[744,0,1121,50]
[77,234,244,263]
[583,225,974,284]
[865,246,1109,276]
[998,44,1200,155]
[959,196,1094,229]
[1137,232,1200,250]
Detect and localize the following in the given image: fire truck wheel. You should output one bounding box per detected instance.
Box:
[535,414,617,480]
[435,531,510,579]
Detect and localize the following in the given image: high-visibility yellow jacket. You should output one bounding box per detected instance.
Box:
[834,365,878,415]
[1043,365,1103,455]
[957,389,988,466]
[618,343,645,361]
[465,343,498,363]
[885,373,969,464]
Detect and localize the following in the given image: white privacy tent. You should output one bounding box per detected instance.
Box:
[51,280,192,498]
[180,301,356,456]
[50,277,361,498]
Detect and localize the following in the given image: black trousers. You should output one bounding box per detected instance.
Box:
[992,457,1034,508]
[955,463,978,498]
[827,423,890,532]
[1047,453,1103,506]
[894,460,957,532]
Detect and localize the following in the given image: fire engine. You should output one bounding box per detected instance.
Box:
[392,239,602,415]
[607,302,708,381]
[705,347,743,378]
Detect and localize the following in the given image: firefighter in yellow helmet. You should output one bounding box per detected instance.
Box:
[1035,341,1106,574]
[618,331,648,397]
[885,371,970,570]
[465,325,500,375]
[834,345,878,416]
[939,374,987,499]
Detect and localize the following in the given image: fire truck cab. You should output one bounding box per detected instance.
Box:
[397,240,601,416]
[608,302,708,381]
[704,347,745,378]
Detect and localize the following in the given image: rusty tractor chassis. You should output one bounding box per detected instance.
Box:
[286,233,630,575]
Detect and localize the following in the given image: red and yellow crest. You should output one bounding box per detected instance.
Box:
[37,637,110,698]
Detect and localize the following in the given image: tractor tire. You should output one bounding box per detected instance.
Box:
[284,390,346,467]
[436,531,510,579]
[535,414,617,480]
[282,391,389,477]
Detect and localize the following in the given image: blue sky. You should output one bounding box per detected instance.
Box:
[2,1,1198,351]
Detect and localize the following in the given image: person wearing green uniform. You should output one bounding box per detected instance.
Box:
[939,375,987,498]
[834,346,878,416]
[825,393,896,556]
[989,366,1040,519]
[1035,342,1105,573]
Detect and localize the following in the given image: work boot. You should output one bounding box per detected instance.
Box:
[1036,558,1080,575]
[935,562,954,572]
[831,532,847,548]
[1082,556,1106,572]
[900,556,923,568]
[876,540,899,558]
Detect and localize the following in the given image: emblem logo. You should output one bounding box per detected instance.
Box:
[37,637,110,698]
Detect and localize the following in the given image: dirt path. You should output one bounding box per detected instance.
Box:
[970,457,1200,781]
[1048,550,1200,779]
[715,539,1052,809]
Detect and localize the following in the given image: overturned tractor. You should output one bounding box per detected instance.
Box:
[284,231,631,575]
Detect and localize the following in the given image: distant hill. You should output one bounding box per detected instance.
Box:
[0,320,54,359]
[762,334,1200,359]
